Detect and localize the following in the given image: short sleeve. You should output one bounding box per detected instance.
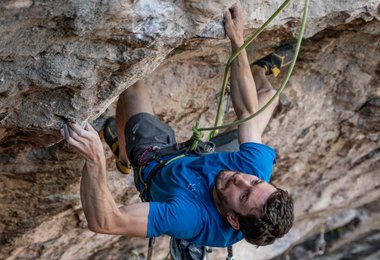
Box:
[237,142,276,182]
[147,199,203,239]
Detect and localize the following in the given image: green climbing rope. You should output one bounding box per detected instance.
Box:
[190,0,310,149]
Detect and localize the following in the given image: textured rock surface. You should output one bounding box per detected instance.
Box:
[0,0,237,137]
[1,0,379,259]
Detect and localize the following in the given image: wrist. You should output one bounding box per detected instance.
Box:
[84,160,107,184]
[231,38,244,50]
[85,155,106,171]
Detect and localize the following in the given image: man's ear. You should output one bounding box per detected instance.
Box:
[226,213,240,230]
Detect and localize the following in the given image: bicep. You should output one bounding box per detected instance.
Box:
[98,202,149,237]
[238,116,262,144]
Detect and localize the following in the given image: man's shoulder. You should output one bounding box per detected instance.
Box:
[238,142,276,160]
[239,141,275,151]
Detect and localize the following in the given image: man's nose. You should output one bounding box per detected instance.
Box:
[233,174,250,187]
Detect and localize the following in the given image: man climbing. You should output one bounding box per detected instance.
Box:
[62,1,294,250]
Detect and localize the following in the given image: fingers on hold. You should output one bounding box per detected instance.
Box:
[229,2,242,20]
[69,123,93,140]
[224,9,232,23]
[229,7,235,19]
[232,2,242,10]
[60,127,65,137]
[62,124,88,155]
[235,1,242,10]
[68,125,79,139]
[65,130,77,145]
[70,123,83,135]
[68,126,86,143]
[85,122,97,134]
[65,130,81,147]
[63,124,71,140]
[67,137,86,153]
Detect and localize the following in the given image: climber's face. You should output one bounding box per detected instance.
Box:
[213,171,276,224]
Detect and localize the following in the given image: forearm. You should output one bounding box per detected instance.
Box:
[80,158,121,233]
[224,2,262,143]
[63,122,148,236]
[230,41,259,119]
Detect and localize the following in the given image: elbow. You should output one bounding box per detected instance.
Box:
[88,223,106,234]
[259,88,279,113]
[88,225,99,233]
[237,105,259,120]
[269,89,280,109]
[86,218,114,234]
[86,213,127,235]
[88,224,115,235]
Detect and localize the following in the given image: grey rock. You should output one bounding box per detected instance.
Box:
[0,0,379,259]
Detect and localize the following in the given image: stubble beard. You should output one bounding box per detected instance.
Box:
[215,170,230,205]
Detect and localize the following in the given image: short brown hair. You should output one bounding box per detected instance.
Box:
[235,188,294,246]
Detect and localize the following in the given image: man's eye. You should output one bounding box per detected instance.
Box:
[252,179,261,186]
[240,193,247,202]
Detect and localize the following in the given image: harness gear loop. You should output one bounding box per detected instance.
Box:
[138,146,160,166]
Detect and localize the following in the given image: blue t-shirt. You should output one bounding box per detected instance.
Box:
[144,142,276,247]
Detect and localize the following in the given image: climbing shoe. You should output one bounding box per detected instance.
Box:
[101,117,131,174]
[254,43,295,77]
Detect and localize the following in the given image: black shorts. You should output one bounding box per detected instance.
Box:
[125,113,177,167]
[124,113,239,168]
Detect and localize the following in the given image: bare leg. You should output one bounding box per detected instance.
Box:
[250,65,279,136]
[116,80,153,163]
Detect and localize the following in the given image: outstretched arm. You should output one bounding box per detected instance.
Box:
[62,123,148,237]
[224,2,262,144]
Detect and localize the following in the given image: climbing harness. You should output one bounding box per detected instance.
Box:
[135,142,214,259]
[136,148,186,260]
[138,153,186,202]
[142,0,310,258]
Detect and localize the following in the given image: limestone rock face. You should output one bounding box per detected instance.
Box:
[0,0,379,259]
[0,0,236,136]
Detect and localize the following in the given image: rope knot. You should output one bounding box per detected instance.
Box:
[190,122,203,151]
